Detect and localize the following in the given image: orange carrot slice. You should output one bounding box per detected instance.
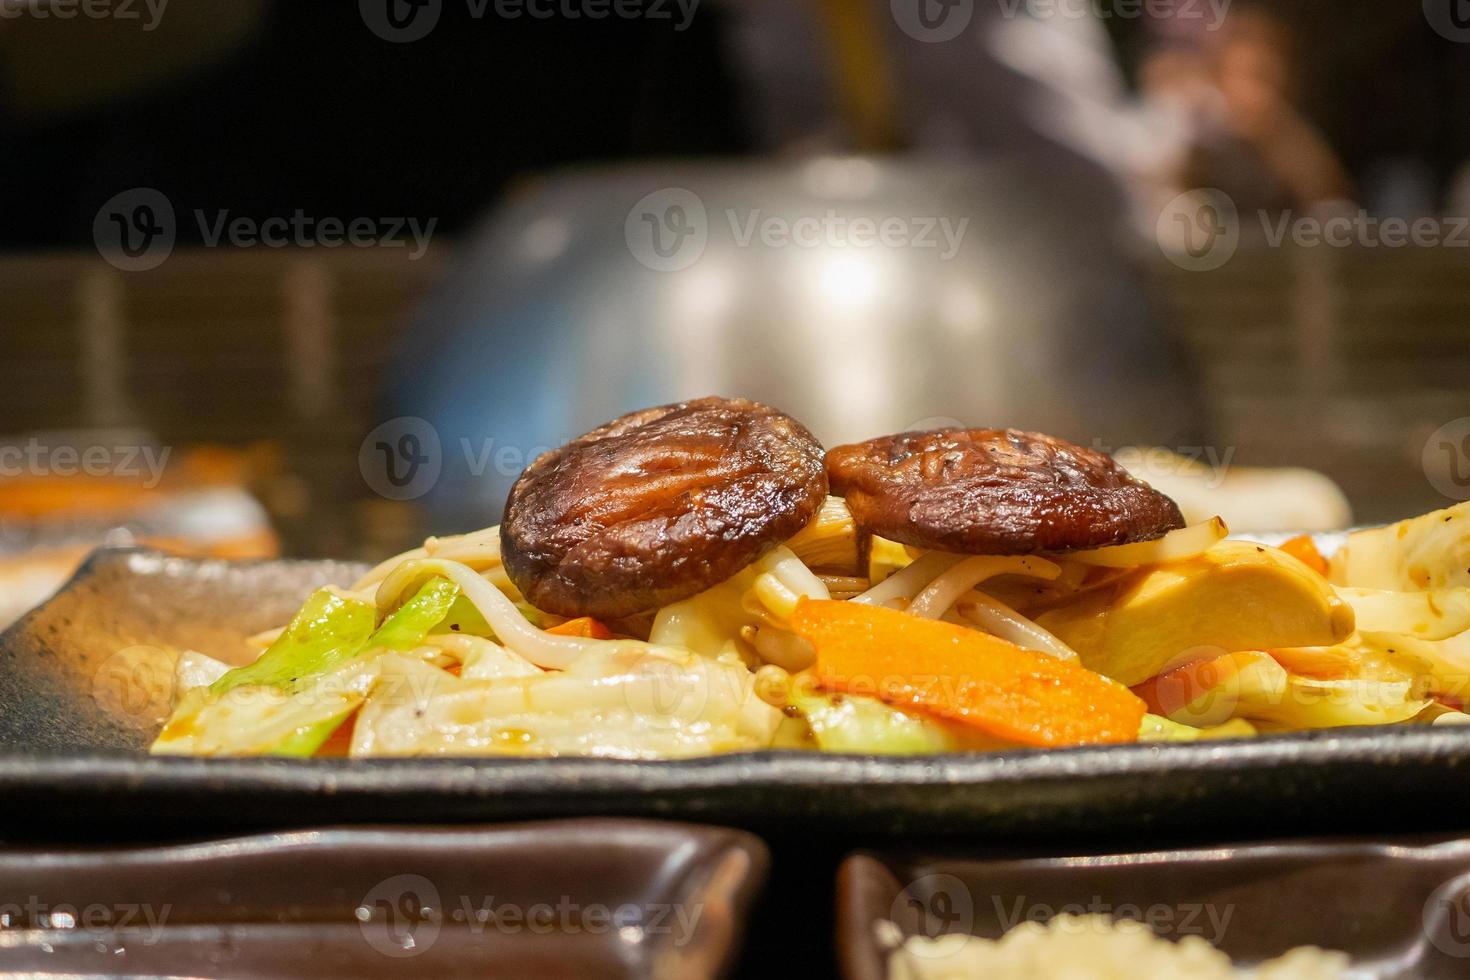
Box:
[312,709,358,758]
[545,616,614,640]
[790,599,1145,747]
[1278,534,1329,576]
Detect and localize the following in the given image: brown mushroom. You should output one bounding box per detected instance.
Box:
[825,428,1184,555]
[501,396,829,618]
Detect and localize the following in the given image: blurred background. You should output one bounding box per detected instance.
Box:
[4,0,1470,625]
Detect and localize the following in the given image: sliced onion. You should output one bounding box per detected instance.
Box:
[954,591,1078,661]
[352,525,504,591]
[852,551,965,606]
[757,546,830,605]
[1065,517,1229,568]
[908,555,1060,619]
[376,558,598,669]
[353,546,430,592]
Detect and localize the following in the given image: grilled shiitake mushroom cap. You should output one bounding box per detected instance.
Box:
[501,396,828,618]
[825,428,1184,555]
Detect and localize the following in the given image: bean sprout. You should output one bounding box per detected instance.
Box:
[908,555,1061,619]
[852,551,965,607]
[955,590,1078,661]
[376,558,600,669]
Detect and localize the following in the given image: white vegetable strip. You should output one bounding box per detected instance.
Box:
[852,551,965,606]
[1066,517,1228,568]
[954,590,1078,661]
[908,556,1061,619]
[376,558,598,669]
[760,546,831,603]
[748,626,817,672]
[353,546,430,592]
[352,525,505,591]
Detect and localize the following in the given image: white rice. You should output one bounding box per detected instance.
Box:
[888,914,1348,980]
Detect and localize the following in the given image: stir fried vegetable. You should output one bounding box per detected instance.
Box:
[147,494,1470,760]
[788,689,1005,753]
[209,589,375,696]
[1036,541,1354,686]
[790,599,1146,746]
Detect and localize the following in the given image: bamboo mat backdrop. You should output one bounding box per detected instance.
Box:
[2,243,1467,556]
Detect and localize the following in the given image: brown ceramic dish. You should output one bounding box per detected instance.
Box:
[837,837,1470,980]
[0,818,766,979]
[6,546,1470,845]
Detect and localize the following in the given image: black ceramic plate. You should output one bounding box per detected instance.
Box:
[6,547,1470,844]
[0,818,766,979]
[837,837,1470,979]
